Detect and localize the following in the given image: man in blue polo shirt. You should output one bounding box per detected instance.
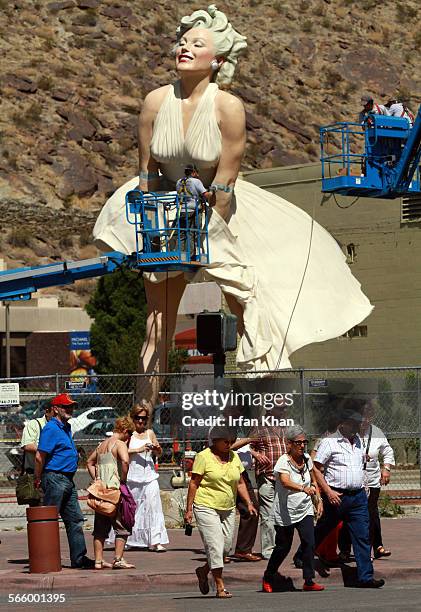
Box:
[34,393,94,569]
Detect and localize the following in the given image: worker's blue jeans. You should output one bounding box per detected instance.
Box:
[42,472,87,567]
[315,488,373,583]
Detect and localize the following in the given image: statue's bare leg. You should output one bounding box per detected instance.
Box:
[137,274,188,404]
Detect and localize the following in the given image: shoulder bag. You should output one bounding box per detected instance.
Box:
[87,449,121,517]
[16,419,42,505]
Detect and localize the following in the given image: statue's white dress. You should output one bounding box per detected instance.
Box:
[94,83,373,371]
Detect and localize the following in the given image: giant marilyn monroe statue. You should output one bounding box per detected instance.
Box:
[93,5,373,404]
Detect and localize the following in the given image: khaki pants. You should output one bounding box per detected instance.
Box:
[257,474,276,559]
[194,505,236,570]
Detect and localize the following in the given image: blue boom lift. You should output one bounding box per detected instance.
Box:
[0,190,209,301]
[320,104,421,198]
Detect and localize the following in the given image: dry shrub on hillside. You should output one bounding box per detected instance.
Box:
[414,31,421,49]
[38,75,53,91]
[9,228,33,249]
[12,103,42,129]
[59,235,73,249]
[79,229,92,248]
[325,69,343,90]
[396,2,418,23]
[74,279,96,297]
[154,17,166,35]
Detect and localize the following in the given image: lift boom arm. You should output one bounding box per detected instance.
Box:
[385,105,421,194]
[0,252,128,301]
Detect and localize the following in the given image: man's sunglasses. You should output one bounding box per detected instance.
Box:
[292,440,309,446]
[133,415,148,422]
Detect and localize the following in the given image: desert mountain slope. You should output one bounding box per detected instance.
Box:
[0,0,420,304]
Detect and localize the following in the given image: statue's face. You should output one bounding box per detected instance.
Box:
[175,27,216,75]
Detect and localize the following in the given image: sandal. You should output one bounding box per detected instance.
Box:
[216,589,232,599]
[112,557,136,569]
[374,546,391,559]
[94,560,113,570]
[195,566,209,595]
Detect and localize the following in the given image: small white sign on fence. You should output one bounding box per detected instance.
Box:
[0,383,20,406]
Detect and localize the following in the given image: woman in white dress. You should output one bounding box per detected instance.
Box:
[93,5,373,404]
[126,401,169,551]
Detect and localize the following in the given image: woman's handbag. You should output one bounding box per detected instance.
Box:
[119,483,136,530]
[87,480,121,517]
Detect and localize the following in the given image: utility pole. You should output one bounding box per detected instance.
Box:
[5,302,10,379]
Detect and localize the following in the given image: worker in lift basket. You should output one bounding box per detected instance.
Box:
[358,94,389,125]
[384,99,415,127]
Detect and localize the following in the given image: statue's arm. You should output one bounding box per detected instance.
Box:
[212,93,246,219]
[137,87,169,192]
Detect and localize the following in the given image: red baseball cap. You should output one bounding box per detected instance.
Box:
[51,393,77,407]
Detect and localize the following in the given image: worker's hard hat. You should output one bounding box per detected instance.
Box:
[185,164,198,173]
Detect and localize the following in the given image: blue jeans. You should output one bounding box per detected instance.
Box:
[315,488,373,583]
[42,472,87,567]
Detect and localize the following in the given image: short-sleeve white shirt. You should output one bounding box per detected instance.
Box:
[361,424,395,488]
[20,416,46,470]
[176,177,207,211]
[388,102,414,126]
[314,430,365,490]
[273,453,314,526]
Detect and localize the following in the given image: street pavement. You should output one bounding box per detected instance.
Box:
[2,584,421,612]
[0,517,420,600]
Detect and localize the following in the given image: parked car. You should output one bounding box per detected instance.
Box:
[20,399,51,420]
[74,419,115,462]
[73,419,115,442]
[70,407,117,434]
[152,401,208,464]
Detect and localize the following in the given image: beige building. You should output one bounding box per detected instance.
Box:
[0,295,92,377]
[242,163,421,368]
[179,162,421,369]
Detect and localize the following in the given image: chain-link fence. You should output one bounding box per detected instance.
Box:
[0,367,420,516]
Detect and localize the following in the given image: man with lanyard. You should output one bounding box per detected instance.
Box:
[248,400,288,559]
[34,393,94,569]
[313,405,385,588]
[175,164,209,258]
[20,402,54,506]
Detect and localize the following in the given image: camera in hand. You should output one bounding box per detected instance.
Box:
[184,522,193,536]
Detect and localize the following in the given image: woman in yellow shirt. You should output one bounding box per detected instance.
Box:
[184,426,258,599]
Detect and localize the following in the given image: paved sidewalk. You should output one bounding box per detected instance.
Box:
[0,518,420,594]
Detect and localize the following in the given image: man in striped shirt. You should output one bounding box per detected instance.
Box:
[314,406,385,588]
[249,410,287,559]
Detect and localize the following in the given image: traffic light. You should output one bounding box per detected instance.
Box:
[196,311,237,355]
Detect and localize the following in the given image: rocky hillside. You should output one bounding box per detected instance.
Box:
[1,0,420,304]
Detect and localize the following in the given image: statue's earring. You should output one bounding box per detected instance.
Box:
[210,59,219,71]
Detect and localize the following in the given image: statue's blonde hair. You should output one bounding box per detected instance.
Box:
[176,4,247,86]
